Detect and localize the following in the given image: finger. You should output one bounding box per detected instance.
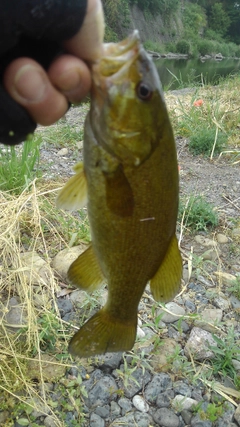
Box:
[3,57,68,126]
[64,0,105,61]
[48,55,91,104]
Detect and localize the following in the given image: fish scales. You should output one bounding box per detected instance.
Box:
[57,30,182,357]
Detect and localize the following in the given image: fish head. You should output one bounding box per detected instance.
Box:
[90,30,170,167]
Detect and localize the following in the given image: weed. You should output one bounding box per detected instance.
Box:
[179,195,218,232]
[228,275,240,299]
[0,135,41,194]
[189,127,227,156]
[208,327,240,388]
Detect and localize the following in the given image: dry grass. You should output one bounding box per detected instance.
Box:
[0,181,77,426]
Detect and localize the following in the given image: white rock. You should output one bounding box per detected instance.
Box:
[195,308,223,333]
[57,147,68,156]
[216,233,228,244]
[214,295,230,310]
[195,236,217,247]
[172,395,198,411]
[214,271,237,286]
[52,244,88,280]
[137,326,145,339]
[158,302,185,323]
[184,327,216,360]
[132,395,149,413]
[19,251,52,285]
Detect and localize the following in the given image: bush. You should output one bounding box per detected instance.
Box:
[179,195,219,231]
[189,127,227,156]
[176,40,190,54]
[197,40,214,56]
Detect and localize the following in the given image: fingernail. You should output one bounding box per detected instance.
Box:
[58,69,81,93]
[14,65,46,102]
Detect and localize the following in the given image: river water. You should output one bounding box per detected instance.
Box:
[154,57,240,90]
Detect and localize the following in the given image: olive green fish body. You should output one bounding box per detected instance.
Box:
[57,31,182,357]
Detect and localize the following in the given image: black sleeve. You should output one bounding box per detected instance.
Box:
[0,0,88,145]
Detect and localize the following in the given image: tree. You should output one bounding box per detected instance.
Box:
[208,2,230,36]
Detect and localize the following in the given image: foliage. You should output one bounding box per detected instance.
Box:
[130,0,180,16]
[176,40,190,54]
[179,195,219,231]
[0,135,41,194]
[189,127,227,156]
[208,2,231,37]
[197,39,215,56]
[143,40,164,53]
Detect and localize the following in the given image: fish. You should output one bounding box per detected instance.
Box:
[56,30,182,358]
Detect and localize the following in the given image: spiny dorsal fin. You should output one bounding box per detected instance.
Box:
[56,162,87,211]
[150,234,182,302]
[68,245,105,292]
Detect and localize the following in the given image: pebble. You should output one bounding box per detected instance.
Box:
[90,413,105,427]
[173,381,192,397]
[216,233,229,244]
[214,295,230,310]
[134,412,154,427]
[57,147,68,156]
[95,405,110,419]
[116,367,151,399]
[86,375,118,407]
[4,297,27,332]
[234,404,240,425]
[52,244,87,281]
[153,407,180,427]
[198,275,215,288]
[132,395,149,412]
[195,308,223,333]
[118,397,132,415]
[172,395,198,411]
[110,401,121,419]
[145,373,172,403]
[184,327,216,360]
[158,302,186,323]
[44,416,59,427]
[232,228,240,238]
[230,296,240,310]
[214,272,237,286]
[156,390,175,408]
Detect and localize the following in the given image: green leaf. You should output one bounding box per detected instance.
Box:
[17,419,29,426]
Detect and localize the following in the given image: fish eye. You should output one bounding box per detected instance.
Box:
[136,82,153,101]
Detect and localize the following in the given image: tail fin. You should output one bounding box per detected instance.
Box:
[69,308,137,357]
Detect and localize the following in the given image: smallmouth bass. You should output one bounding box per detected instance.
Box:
[57,30,182,357]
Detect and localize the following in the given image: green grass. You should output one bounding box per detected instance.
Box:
[179,195,219,232]
[189,127,227,157]
[0,135,41,194]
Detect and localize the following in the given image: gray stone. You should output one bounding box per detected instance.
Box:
[83,369,104,392]
[95,405,110,419]
[191,415,213,427]
[195,309,223,333]
[56,298,73,317]
[134,412,154,427]
[230,296,240,310]
[145,373,173,403]
[118,397,132,415]
[87,375,118,407]
[214,295,230,310]
[90,413,105,427]
[110,413,135,426]
[181,409,192,424]
[173,381,192,397]
[185,300,196,312]
[156,390,174,408]
[153,407,180,427]
[44,416,59,427]
[198,275,215,288]
[234,404,240,425]
[158,302,186,323]
[96,352,122,372]
[110,401,121,419]
[4,297,27,332]
[117,367,151,398]
[184,327,216,360]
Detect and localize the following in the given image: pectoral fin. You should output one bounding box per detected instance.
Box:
[104,165,134,217]
[56,162,87,211]
[150,235,182,302]
[68,245,105,292]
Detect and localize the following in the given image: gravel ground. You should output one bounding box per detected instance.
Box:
[1,102,240,427]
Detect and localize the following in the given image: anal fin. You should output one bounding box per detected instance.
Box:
[56,162,87,211]
[68,245,105,292]
[150,235,182,302]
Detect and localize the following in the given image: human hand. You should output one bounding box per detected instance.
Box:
[0,0,104,145]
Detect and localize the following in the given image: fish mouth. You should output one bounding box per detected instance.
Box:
[92,30,141,82]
